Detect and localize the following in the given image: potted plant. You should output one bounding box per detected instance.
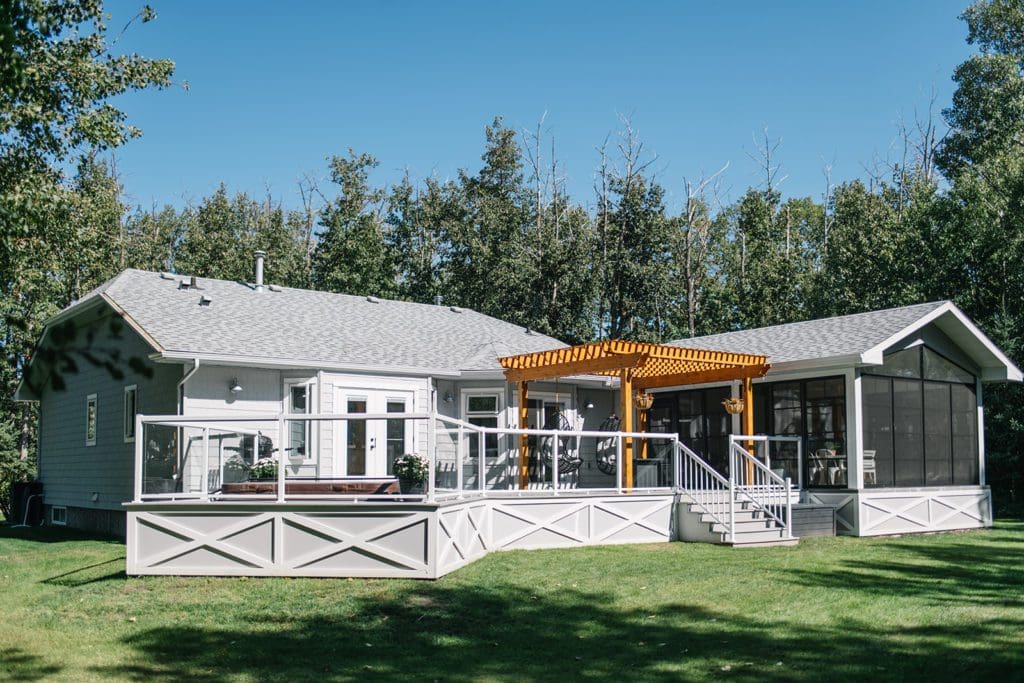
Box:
[248,457,278,481]
[393,453,429,494]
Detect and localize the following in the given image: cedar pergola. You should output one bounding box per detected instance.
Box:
[499,340,770,489]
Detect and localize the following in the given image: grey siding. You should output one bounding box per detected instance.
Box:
[38,312,179,514]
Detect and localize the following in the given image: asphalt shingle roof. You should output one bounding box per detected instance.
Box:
[668,301,949,364]
[83,270,566,372]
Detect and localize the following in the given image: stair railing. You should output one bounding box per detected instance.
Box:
[728,439,793,539]
[675,441,735,542]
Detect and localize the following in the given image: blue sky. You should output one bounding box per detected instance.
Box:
[107,0,974,212]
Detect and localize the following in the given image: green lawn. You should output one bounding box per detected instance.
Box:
[1,523,1022,682]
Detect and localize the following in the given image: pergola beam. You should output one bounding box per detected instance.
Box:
[633,364,770,390]
[503,353,647,383]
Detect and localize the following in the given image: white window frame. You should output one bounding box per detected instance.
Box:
[283,378,316,464]
[85,394,97,447]
[51,506,67,526]
[123,385,138,443]
[462,389,504,459]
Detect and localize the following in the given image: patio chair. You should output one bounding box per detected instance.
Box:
[595,415,621,475]
[863,449,877,485]
[537,411,583,475]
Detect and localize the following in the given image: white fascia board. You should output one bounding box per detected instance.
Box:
[860,302,1022,382]
[462,369,615,387]
[154,350,462,378]
[766,355,864,375]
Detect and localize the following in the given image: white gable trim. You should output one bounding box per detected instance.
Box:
[860,302,1022,382]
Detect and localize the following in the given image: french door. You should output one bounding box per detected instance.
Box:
[337,389,414,477]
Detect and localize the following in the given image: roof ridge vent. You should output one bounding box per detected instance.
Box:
[366,296,380,304]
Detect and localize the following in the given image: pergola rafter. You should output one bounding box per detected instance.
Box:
[498,340,770,490]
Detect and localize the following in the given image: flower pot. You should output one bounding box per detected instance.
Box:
[398,477,424,495]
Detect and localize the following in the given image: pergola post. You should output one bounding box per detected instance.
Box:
[742,376,755,484]
[518,381,529,489]
[620,368,633,490]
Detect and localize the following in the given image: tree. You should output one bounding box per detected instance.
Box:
[311,151,395,297]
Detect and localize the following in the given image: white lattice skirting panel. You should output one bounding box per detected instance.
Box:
[806,486,992,536]
[127,495,676,579]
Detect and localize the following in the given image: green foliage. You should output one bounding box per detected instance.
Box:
[311,150,395,297]
[0,419,34,521]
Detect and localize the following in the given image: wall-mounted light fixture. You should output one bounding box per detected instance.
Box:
[582,397,595,410]
[443,391,455,404]
[229,378,244,395]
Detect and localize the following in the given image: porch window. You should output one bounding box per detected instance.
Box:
[862,346,978,487]
[465,394,499,459]
[650,387,730,474]
[385,399,407,475]
[753,376,847,487]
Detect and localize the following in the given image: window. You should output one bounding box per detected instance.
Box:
[465,393,500,460]
[123,385,138,443]
[85,394,97,446]
[753,377,847,487]
[51,506,67,526]
[285,382,312,459]
[862,346,978,488]
[650,387,731,475]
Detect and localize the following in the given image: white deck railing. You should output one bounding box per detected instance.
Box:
[728,437,794,540]
[132,412,682,504]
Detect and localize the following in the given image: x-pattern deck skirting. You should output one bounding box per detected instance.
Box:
[126,494,679,579]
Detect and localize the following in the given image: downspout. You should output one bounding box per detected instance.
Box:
[177,359,200,415]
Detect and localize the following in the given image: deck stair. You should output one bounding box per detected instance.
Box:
[675,442,799,547]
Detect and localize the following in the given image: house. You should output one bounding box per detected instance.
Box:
[15,260,1021,578]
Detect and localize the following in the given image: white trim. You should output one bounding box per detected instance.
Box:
[155,350,461,378]
[123,384,138,443]
[51,505,67,526]
[977,378,986,486]
[85,394,97,447]
[861,302,1023,381]
[848,369,863,490]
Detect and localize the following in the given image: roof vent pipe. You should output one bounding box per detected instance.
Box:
[433,294,443,306]
[254,250,266,293]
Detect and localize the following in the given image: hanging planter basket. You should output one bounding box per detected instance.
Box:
[633,391,654,412]
[722,397,745,415]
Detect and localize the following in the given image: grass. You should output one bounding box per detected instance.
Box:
[1,523,1023,682]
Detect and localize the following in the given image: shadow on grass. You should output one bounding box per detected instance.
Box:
[0,523,123,545]
[91,580,1024,682]
[41,557,126,587]
[786,526,1024,608]
[1,648,63,682]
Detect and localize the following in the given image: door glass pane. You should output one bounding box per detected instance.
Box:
[386,400,406,475]
[347,399,367,475]
[468,396,497,413]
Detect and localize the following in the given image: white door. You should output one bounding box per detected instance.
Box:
[337,390,414,477]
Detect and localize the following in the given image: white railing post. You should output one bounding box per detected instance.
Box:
[277,417,286,503]
[552,431,560,494]
[201,427,210,501]
[478,430,486,494]
[728,452,736,545]
[785,476,793,538]
[456,424,464,498]
[615,435,624,494]
[427,409,437,503]
[796,438,804,491]
[134,414,144,502]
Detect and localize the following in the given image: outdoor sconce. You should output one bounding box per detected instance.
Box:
[229,378,244,395]
[443,391,454,403]
[583,399,595,410]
